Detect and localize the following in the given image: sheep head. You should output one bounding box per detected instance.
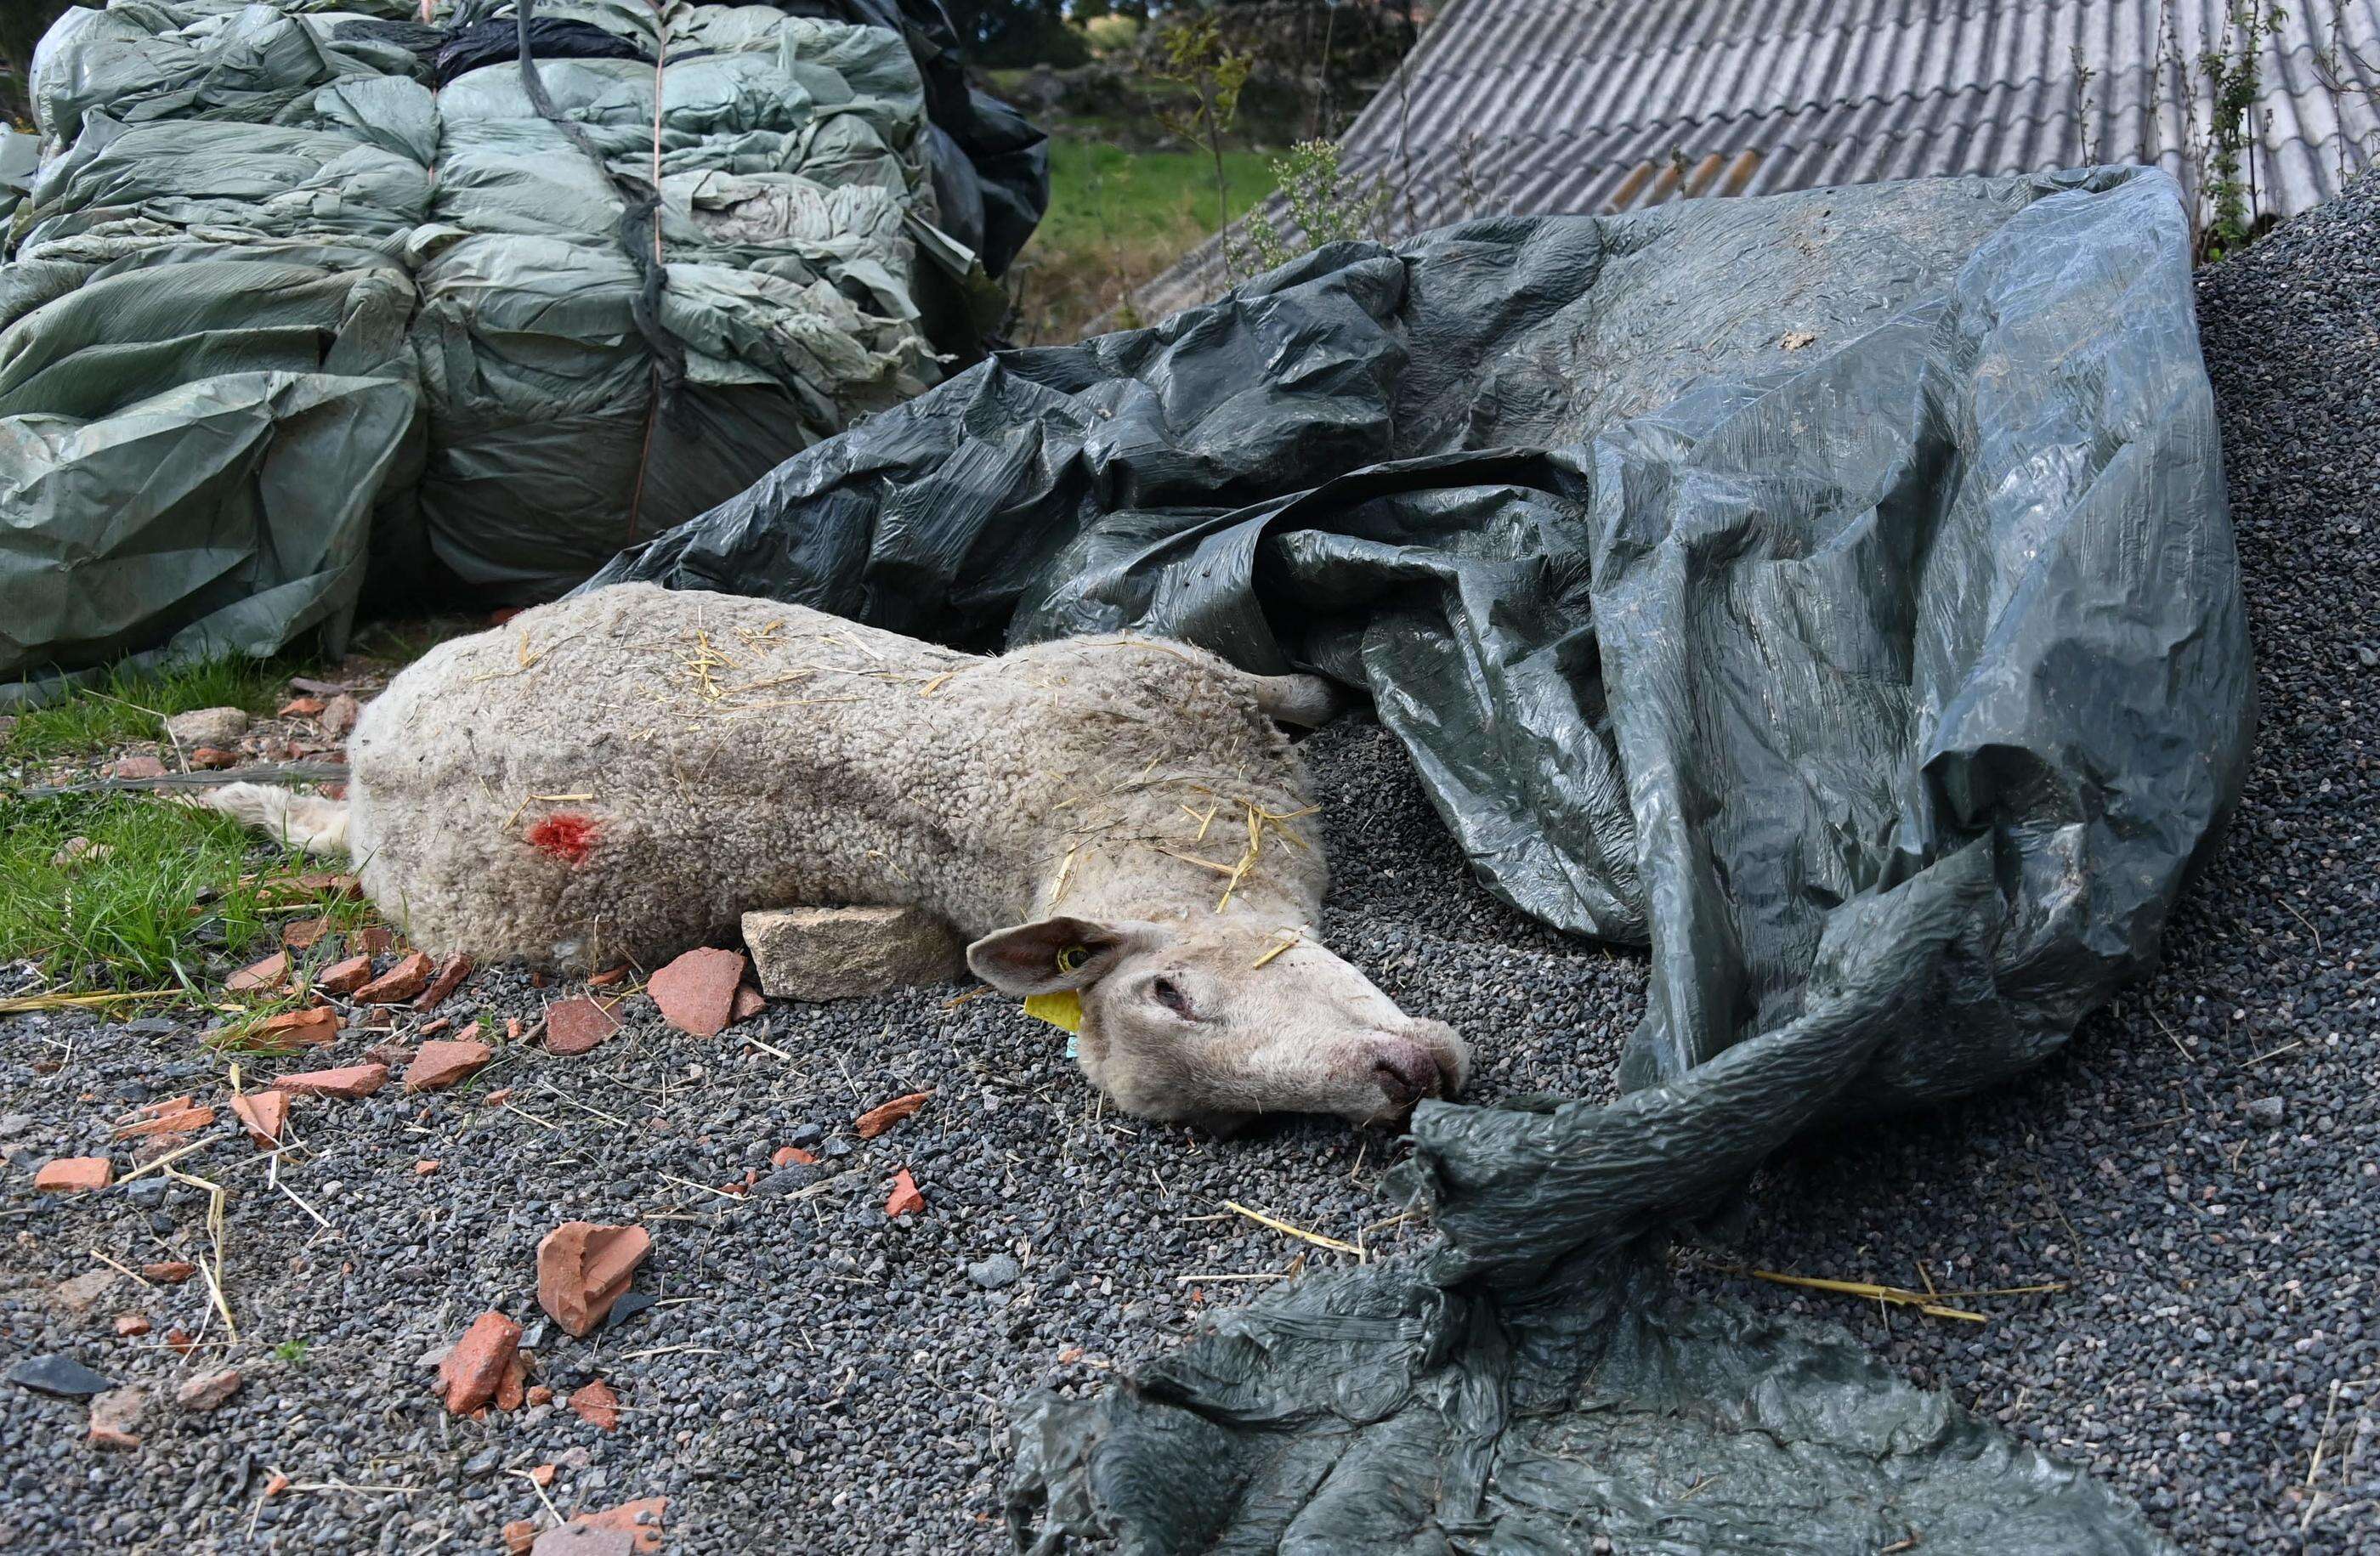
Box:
[967,914,1470,1131]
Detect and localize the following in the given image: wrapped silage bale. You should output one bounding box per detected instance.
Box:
[1,0,1043,694]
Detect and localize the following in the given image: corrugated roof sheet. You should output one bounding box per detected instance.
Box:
[1128,0,2380,320]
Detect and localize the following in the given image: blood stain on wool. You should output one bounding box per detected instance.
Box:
[527,812,598,863]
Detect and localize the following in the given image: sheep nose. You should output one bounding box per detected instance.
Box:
[1371,1038,1442,1109]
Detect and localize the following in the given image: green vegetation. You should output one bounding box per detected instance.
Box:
[1009,138,1274,341]
[1034,139,1273,257]
[4,657,292,762]
[0,649,403,993]
[0,789,349,993]
[270,1338,311,1365]
[1241,139,1392,271]
[2196,0,2289,261]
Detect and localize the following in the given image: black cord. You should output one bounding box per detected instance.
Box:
[513,0,685,406]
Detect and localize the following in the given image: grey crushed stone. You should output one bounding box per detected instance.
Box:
[0,716,1624,1553]
[2,171,2376,1552]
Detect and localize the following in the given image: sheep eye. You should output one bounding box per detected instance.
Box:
[1151,976,1195,1020]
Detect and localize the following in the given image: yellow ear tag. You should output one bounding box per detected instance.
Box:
[1026,943,1090,1052]
[1023,989,1083,1034]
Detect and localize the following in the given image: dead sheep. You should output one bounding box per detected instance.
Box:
[203,583,1470,1129]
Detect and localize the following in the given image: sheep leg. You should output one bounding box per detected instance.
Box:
[187,782,351,856]
[1249,672,1345,729]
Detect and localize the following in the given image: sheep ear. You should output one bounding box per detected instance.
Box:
[966,916,1134,995]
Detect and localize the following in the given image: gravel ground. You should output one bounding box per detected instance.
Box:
[4,174,2376,1553]
[0,715,1635,1554]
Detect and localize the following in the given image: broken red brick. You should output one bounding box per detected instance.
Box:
[270,1063,388,1100]
[416,1017,450,1038]
[88,1385,145,1449]
[351,925,396,955]
[483,1088,513,1108]
[188,746,240,770]
[404,1034,493,1093]
[114,1105,215,1140]
[163,1327,196,1355]
[414,954,473,1010]
[648,948,745,1038]
[536,1222,652,1338]
[225,950,290,993]
[282,916,334,950]
[568,1378,620,1432]
[728,984,767,1027]
[315,953,374,995]
[854,1091,932,1140]
[770,1146,819,1168]
[587,965,631,988]
[250,1006,340,1051]
[529,1462,556,1487]
[279,695,326,718]
[35,1157,111,1193]
[230,1089,290,1150]
[414,1159,439,1176]
[496,1350,530,1412]
[114,1314,150,1338]
[264,1472,291,1499]
[175,1368,242,1412]
[558,1496,667,1553]
[439,1311,522,1415]
[356,949,434,1004]
[143,1262,196,1284]
[527,1385,553,1408]
[108,755,167,780]
[545,997,622,1056]
[884,1168,925,1219]
[502,1519,540,1555]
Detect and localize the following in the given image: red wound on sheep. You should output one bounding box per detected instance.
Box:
[527,812,598,863]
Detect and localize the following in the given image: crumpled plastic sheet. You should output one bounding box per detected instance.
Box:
[1,0,1046,697]
[589,167,2250,1551]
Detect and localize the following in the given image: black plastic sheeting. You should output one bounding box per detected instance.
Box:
[431,17,644,87]
[588,167,2249,1551]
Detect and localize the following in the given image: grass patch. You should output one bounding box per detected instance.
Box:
[1008,139,1275,342]
[1036,139,1274,252]
[4,656,296,762]
[0,789,361,993]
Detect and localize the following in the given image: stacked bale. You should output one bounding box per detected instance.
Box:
[1,0,1028,689]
